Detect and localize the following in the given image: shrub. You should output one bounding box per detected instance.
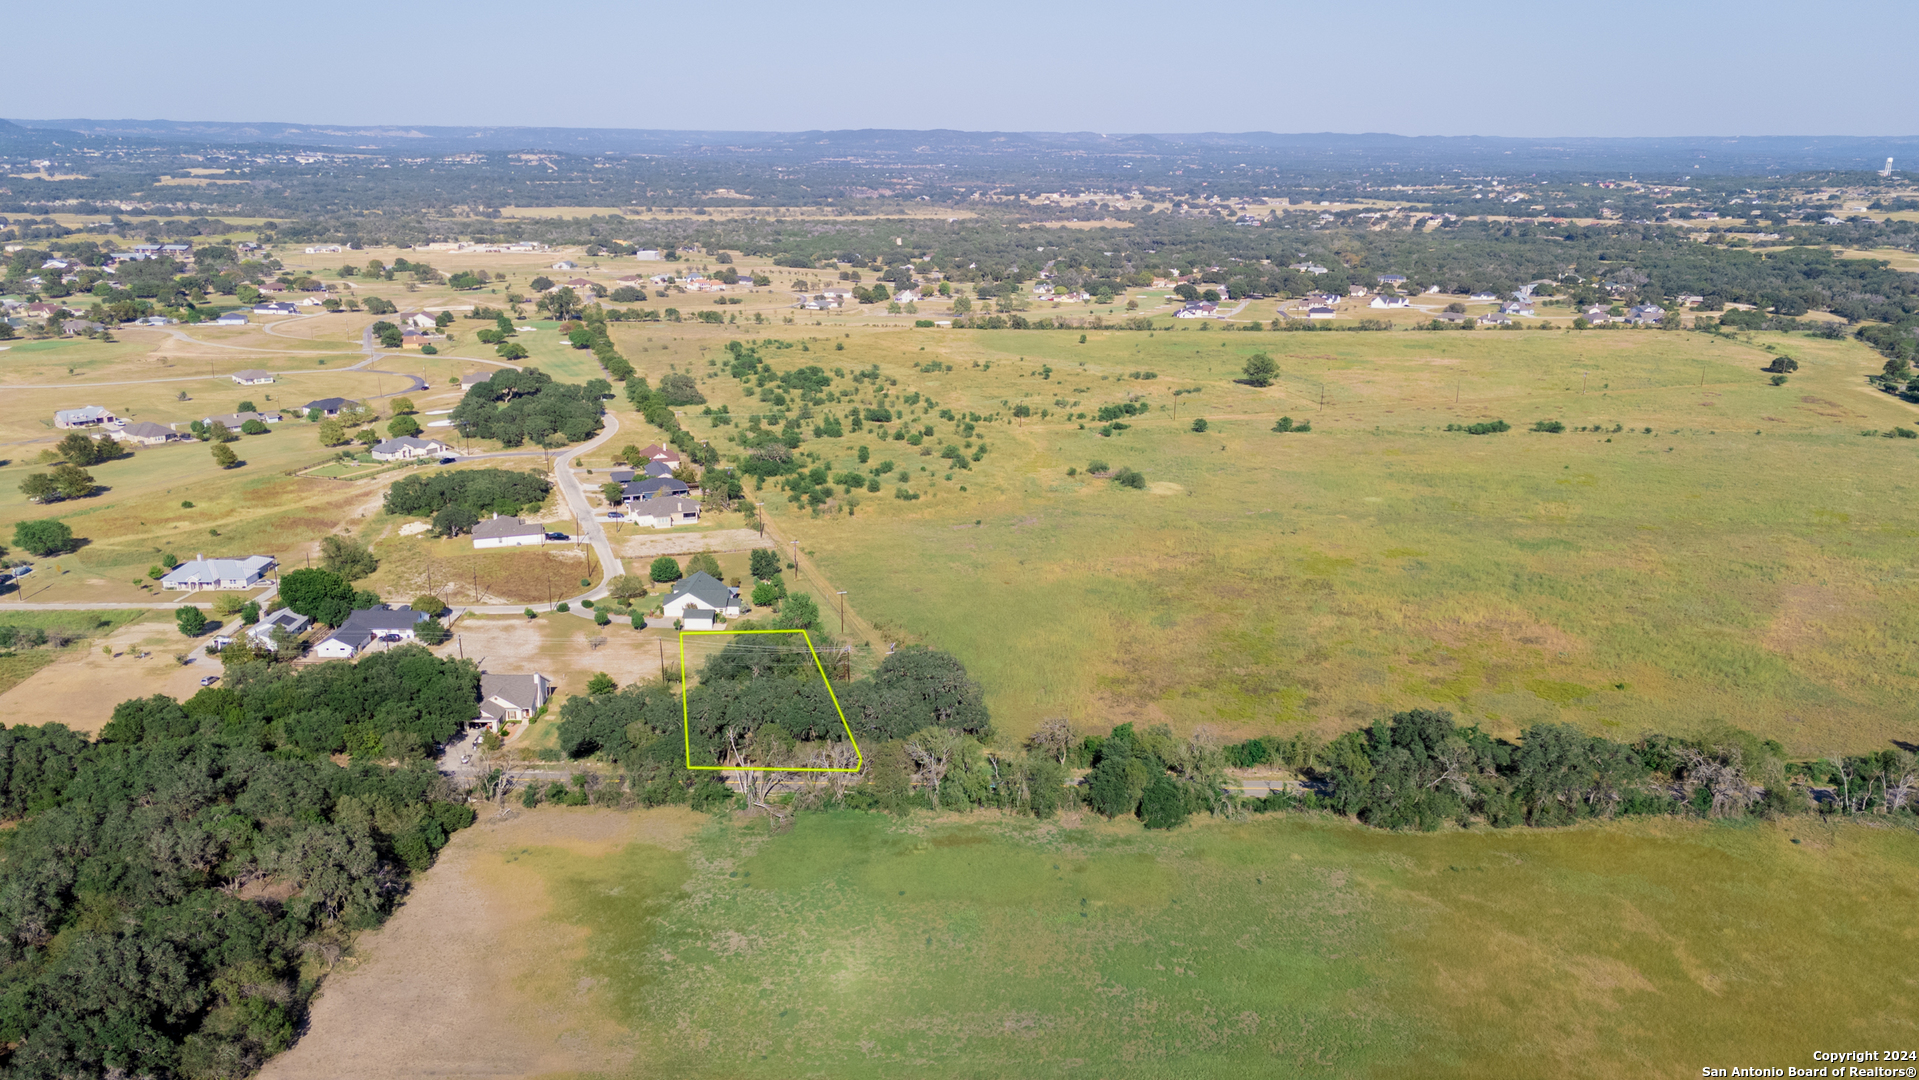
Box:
[1110,467,1147,489]
[1770,374,1788,386]
[1191,418,1208,433]
[1447,420,1510,435]
[1531,420,1566,433]
[556,601,570,613]
[1087,459,1110,474]
[650,556,682,583]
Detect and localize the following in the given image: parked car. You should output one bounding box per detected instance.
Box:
[545,532,569,541]
[605,511,625,519]
[198,675,219,687]
[438,456,458,465]
[380,633,403,642]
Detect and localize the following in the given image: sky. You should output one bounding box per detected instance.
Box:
[19,0,1917,137]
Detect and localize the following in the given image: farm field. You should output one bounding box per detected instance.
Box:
[264,807,1919,1080]
[627,320,1919,757]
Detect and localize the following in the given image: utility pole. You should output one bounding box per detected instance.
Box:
[659,640,666,686]
[756,502,764,537]
[837,590,846,633]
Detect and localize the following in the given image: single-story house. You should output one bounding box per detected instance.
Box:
[471,516,547,549]
[61,319,103,336]
[1174,302,1218,319]
[1470,291,1498,301]
[634,496,700,529]
[1377,274,1408,285]
[160,244,191,259]
[161,555,276,591]
[1626,304,1666,325]
[460,372,495,390]
[115,421,186,446]
[246,607,312,650]
[1439,312,1475,324]
[1480,313,1513,326]
[252,302,298,316]
[214,312,248,326]
[623,477,691,503]
[258,281,287,293]
[661,571,742,620]
[370,435,452,461]
[313,606,430,659]
[203,411,279,430]
[305,245,343,254]
[54,406,113,429]
[402,312,439,330]
[632,443,684,466]
[476,673,552,729]
[1501,302,1536,316]
[1305,306,1337,319]
[1290,263,1330,275]
[303,397,356,418]
[634,249,662,261]
[231,369,274,385]
[1368,295,1410,309]
[551,260,579,271]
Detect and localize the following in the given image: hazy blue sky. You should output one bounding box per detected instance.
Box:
[20,0,1915,135]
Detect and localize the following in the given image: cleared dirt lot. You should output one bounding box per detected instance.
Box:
[0,614,223,732]
[259,807,705,1080]
[438,612,668,699]
[610,526,771,561]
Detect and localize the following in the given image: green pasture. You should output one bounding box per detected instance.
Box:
[648,323,1919,754]
[521,810,1919,1079]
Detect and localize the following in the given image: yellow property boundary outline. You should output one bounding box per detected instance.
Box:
[678,628,863,772]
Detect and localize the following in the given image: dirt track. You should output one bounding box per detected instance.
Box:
[261,807,703,1080]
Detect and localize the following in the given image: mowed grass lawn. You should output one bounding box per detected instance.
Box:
[503,810,1919,1080]
[653,323,1919,755]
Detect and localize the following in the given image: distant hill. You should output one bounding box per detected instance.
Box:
[6,118,1917,172]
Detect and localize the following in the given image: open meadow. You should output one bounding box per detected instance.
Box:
[613,319,1919,757]
[263,806,1919,1080]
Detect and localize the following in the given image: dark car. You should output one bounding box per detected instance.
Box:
[545,532,569,541]
[380,633,403,642]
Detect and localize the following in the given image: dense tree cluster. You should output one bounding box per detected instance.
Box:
[0,652,480,1077]
[444,368,606,448]
[382,468,551,521]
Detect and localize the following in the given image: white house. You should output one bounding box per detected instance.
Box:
[231,369,274,385]
[476,673,552,729]
[550,260,579,271]
[54,406,114,429]
[1305,306,1337,319]
[161,555,275,591]
[370,435,452,462]
[660,571,742,620]
[305,245,343,254]
[214,312,248,326]
[471,516,547,549]
[246,607,313,650]
[252,302,298,316]
[313,606,429,659]
[635,496,700,529]
[1368,295,1410,309]
[634,249,662,261]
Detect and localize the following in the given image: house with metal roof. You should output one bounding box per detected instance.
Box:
[54,406,113,429]
[160,555,276,591]
[231,369,274,385]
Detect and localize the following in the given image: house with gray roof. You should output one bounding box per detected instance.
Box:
[245,607,312,651]
[371,435,452,461]
[115,421,185,446]
[476,673,553,729]
[161,555,276,591]
[203,411,280,431]
[634,496,700,529]
[313,606,430,659]
[660,571,741,620]
[231,369,274,385]
[623,477,691,503]
[303,397,356,417]
[471,516,547,548]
